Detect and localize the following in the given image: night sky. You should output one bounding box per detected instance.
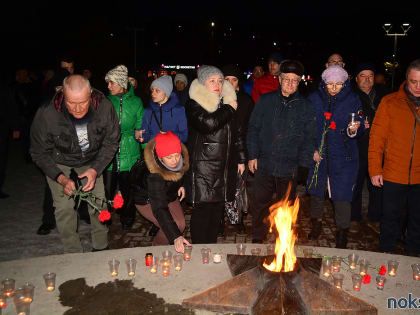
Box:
[2,1,418,86]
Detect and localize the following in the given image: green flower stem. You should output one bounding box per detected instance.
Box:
[308,120,330,189]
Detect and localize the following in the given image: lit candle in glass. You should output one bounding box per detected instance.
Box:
[412,264,420,280]
[332,274,344,289]
[359,259,369,276]
[184,245,192,261]
[388,260,399,277]
[322,258,332,277]
[173,254,183,271]
[150,257,159,273]
[201,248,211,264]
[376,275,386,290]
[332,256,341,272]
[348,253,359,270]
[43,272,56,292]
[352,274,362,291]
[108,259,120,277]
[213,253,222,263]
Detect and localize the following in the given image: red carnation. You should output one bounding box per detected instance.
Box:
[324,112,332,120]
[379,265,386,276]
[113,193,124,209]
[98,210,111,222]
[362,274,371,284]
[330,121,336,130]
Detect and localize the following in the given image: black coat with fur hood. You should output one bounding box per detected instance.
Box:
[130,138,189,244]
[185,79,247,205]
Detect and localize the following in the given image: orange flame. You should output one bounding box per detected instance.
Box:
[263,185,299,272]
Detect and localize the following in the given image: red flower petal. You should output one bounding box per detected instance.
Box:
[379,265,386,276]
[98,210,111,222]
[362,274,371,284]
[330,121,337,130]
[113,193,124,209]
[324,112,332,120]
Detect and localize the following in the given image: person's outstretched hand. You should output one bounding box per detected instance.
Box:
[79,168,98,191]
[174,236,191,253]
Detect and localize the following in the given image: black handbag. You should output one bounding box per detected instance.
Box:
[225,172,249,224]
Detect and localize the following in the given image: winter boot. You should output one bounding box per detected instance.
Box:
[308,218,323,240]
[335,229,349,249]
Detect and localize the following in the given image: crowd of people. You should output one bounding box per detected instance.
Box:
[1,52,419,258]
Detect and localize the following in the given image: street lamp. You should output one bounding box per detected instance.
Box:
[383,23,411,91]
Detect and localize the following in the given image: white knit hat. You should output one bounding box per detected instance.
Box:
[174,73,188,86]
[105,65,128,89]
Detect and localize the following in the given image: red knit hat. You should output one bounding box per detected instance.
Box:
[155,131,181,158]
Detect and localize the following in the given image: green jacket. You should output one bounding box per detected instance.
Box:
[107,84,144,172]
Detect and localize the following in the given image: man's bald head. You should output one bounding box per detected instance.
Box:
[326,53,345,68]
[63,75,92,119]
[63,74,91,94]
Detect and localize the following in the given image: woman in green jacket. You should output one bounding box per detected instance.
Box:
[104,65,144,230]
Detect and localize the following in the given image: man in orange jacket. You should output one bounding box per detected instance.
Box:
[368,59,420,256]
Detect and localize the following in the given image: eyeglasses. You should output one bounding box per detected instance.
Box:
[281,77,300,85]
[326,82,344,88]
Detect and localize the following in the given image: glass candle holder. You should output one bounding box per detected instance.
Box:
[251,248,262,256]
[359,259,369,276]
[348,253,359,270]
[126,258,137,277]
[108,259,120,277]
[388,260,399,277]
[162,250,173,261]
[173,254,183,271]
[0,291,6,308]
[22,283,35,303]
[412,263,420,280]
[145,253,153,267]
[332,256,342,272]
[352,274,362,291]
[332,273,344,289]
[150,257,159,274]
[266,244,275,256]
[201,248,211,264]
[161,259,170,276]
[376,275,386,290]
[13,288,31,315]
[1,278,15,297]
[213,252,222,264]
[303,248,313,258]
[236,244,246,255]
[322,258,332,277]
[43,272,56,291]
[184,245,192,261]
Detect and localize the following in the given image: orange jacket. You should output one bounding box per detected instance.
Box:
[368,82,420,184]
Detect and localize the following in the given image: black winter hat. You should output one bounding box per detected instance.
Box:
[355,62,376,76]
[279,60,305,77]
[221,64,243,80]
[268,51,283,65]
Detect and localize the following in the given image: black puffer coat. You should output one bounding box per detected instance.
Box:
[130,138,189,243]
[185,79,247,205]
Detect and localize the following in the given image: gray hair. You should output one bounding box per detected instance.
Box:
[406,59,420,78]
[63,74,92,93]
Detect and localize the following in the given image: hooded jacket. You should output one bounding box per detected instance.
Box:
[369,81,420,185]
[307,81,364,201]
[30,89,120,180]
[130,139,189,243]
[251,73,279,103]
[141,92,188,143]
[185,79,247,204]
[107,83,144,172]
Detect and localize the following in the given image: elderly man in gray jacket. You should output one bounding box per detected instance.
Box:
[30,74,120,253]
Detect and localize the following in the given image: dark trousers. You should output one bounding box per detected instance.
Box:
[251,171,296,242]
[380,181,420,254]
[0,129,9,191]
[311,195,351,229]
[103,170,135,224]
[190,202,224,244]
[351,154,382,222]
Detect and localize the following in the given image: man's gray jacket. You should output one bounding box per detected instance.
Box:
[30,89,120,180]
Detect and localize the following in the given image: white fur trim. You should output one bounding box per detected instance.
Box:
[188,79,237,113]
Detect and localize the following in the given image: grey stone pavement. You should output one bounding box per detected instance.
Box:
[0,140,400,263]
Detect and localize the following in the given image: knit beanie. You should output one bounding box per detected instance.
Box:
[151,75,173,97]
[355,62,376,76]
[321,65,349,83]
[154,131,181,158]
[221,64,242,80]
[279,60,305,77]
[268,51,283,65]
[197,65,224,85]
[105,65,128,89]
[174,73,188,86]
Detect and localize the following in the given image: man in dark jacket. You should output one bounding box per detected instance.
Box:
[350,62,389,234]
[247,60,317,243]
[30,74,120,253]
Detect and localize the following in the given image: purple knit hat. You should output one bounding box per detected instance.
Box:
[321,65,348,83]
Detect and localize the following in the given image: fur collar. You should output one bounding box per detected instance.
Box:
[188,79,237,113]
[144,138,190,182]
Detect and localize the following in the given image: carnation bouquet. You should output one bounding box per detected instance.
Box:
[71,187,124,222]
[308,112,336,189]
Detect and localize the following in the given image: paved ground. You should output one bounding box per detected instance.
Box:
[0,140,404,263]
